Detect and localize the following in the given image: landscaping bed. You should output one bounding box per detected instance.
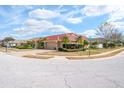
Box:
[23,54,54,59]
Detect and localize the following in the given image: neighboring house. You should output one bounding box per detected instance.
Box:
[91,38,104,43]
[7,40,28,48]
[43,33,87,50]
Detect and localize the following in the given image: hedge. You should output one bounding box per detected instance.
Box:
[16,45,33,49]
[58,48,86,52]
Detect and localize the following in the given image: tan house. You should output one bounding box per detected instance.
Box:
[43,33,87,50]
[2,33,88,50]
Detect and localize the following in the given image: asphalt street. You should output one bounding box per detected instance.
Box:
[0,52,124,88]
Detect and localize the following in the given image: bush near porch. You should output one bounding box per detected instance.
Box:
[58,48,85,52]
[58,44,86,52]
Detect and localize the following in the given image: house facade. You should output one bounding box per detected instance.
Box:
[1,33,88,50]
[43,33,87,50]
[6,40,28,48]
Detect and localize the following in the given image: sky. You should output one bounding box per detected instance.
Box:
[0,5,124,40]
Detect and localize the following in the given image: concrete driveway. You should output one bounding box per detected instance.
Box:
[6,49,56,57]
[0,51,124,88]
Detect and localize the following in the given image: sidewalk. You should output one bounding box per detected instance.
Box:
[66,47,124,59]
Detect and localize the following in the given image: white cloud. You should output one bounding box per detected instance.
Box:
[82,6,115,17]
[107,6,124,22]
[14,27,24,31]
[66,17,82,24]
[81,5,124,31]
[81,22,124,39]
[13,19,72,38]
[24,19,41,26]
[29,9,60,19]
[81,29,98,38]
[55,6,83,24]
[82,5,124,22]
[0,32,15,39]
[111,21,124,31]
[55,5,67,13]
[24,19,53,30]
[48,25,72,33]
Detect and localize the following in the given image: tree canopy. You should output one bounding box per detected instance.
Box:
[62,35,69,44]
[3,37,15,42]
[96,22,123,42]
[77,36,84,45]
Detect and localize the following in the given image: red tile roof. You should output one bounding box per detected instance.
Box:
[46,33,87,41]
[82,36,87,40]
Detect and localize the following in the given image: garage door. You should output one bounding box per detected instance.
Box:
[46,42,57,50]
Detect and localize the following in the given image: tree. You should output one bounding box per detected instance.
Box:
[37,37,46,43]
[27,40,34,48]
[91,41,98,49]
[62,35,69,44]
[96,22,123,42]
[3,37,15,42]
[2,37,15,52]
[77,36,84,45]
[83,40,89,46]
[92,41,98,45]
[62,35,69,49]
[108,42,116,48]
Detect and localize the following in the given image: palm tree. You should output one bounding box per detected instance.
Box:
[62,35,69,48]
[62,36,69,44]
[77,36,85,49]
[77,36,84,45]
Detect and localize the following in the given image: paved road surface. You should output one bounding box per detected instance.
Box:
[0,52,124,88]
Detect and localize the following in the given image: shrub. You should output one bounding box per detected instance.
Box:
[114,41,123,46]
[108,42,116,48]
[92,41,98,45]
[37,42,44,49]
[16,45,33,49]
[63,44,83,49]
[26,46,33,49]
[116,43,123,46]
[103,42,116,48]
[122,42,124,46]
[58,47,85,52]
[84,40,89,45]
[58,48,65,51]
[103,42,108,48]
[89,45,97,49]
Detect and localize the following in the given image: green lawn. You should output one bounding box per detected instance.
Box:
[37,47,124,56]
